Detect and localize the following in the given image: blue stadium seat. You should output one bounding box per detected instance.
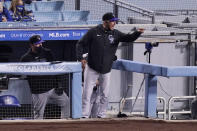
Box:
[57,21,87,26]
[62,11,90,22]
[33,12,63,22]
[35,1,64,12]
[24,2,36,12]
[0,95,20,107]
[27,22,58,27]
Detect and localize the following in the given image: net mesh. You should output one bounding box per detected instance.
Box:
[1,0,197,28]
[0,74,71,120]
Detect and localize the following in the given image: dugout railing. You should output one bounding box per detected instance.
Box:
[0,62,82,120]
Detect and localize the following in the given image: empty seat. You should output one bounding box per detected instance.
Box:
[24,2,36,12]
[33,12,63,22]
[35,1,64,12]
[63,11,90,22]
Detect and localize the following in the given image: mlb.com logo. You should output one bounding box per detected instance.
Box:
[49,32,70,38]
[0,34,5,38]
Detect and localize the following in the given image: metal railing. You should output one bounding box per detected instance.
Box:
[119,96,167,120]
[155,10,197,16]
[168,96,196,120]
[103,0,155,23]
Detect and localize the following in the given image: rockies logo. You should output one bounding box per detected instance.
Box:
[108,35,114,44]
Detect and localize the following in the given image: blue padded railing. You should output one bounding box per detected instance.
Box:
[112,59,163,76]
[162,66,197,77]
[35,1,64,12]
[112,59,197,118]
[0,62,82,118]
[113,59,197,77]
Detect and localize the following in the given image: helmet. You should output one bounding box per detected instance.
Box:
[29,35,44,45]
[0,95,21,107]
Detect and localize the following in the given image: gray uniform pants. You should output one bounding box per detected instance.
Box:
[32,88,70,119]
[90,86,100,118]
[82,65,111,118]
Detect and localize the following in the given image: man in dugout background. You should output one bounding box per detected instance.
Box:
[20,35,70,119]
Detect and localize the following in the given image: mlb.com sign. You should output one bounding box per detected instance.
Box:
[49,32,70,38]
[0,30,88,41]
[48,30,87,40]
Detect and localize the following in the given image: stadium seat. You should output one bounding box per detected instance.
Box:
[24,2,36,12]
[33,12,63,22]
[0,95,21,107]
[62,11,90,22]
[35,1,65,12]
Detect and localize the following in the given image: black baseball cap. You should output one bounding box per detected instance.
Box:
[102,12,119,22]
[29,35,44,45]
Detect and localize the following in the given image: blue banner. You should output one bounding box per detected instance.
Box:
[0,29,88,41]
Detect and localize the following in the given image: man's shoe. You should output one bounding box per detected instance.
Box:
[81,116,88,119]
[97,116,103,118]
[117,112,128,118]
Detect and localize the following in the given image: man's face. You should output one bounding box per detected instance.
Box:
[104,20,116,30]
[31,43,43,53]
[32,43,42,48]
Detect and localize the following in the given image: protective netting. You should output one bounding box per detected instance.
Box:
[0,74,71,120]
[1,0,197,28]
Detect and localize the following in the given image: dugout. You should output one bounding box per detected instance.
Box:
[0,40,77,62]
[0,24,194,120]
[0,27,87,119]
